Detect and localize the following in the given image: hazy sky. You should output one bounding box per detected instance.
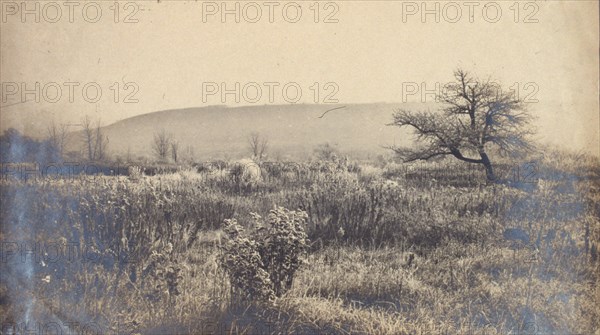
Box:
[1,0,598,154]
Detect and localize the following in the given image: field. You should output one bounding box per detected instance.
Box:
[1,151,599,335]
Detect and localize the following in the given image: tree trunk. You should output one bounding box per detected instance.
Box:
[480,151,496,182]
[87,136,93,161]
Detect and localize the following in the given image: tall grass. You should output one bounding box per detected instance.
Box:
[1,151,599,334]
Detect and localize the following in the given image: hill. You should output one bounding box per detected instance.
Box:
[94,103,437,160]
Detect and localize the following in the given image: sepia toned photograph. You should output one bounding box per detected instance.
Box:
[0,1,598,334]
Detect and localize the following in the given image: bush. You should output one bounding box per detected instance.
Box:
[255,207,310,297]
[220,207,310,302]
[221,219,275,302]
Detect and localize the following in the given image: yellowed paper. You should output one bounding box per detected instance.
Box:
[1,1,598,334]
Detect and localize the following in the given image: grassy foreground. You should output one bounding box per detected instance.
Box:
[1,151,599,334]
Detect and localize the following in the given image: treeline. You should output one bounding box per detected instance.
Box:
[0,128,60,163]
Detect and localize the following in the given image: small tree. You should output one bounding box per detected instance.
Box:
[171,141,179,163]
[81,116,94,161]
[126,146,132,163]
[388,69,535,181]
[94,123,109,161]
[152,129,172,161]
[248,132,268,160]
[182,145,195,163]
[46,121,68,159]
[81,116,109,161]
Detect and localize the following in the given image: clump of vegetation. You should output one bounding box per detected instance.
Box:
[220,207,309,303]
[221,218,275,302]
[256,208,310,297]
[142,241,183,306]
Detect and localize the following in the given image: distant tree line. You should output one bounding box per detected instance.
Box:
[0,116,110,164]
[0,128,59,163]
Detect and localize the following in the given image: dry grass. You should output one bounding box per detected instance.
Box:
[1,152,599,334]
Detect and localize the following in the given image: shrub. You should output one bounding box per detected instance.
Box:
[128,166,143,181]
[221,219,275,302]
[220,207,310,303]
[255,207,310,297]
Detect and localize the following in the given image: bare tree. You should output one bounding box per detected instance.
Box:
[248,132,268,160]
[388,69,535,181]
[184,145,195,163]
[81,116,109,161]
[46,121,68,159]
[152,129,172,161]
[81,116,95,161]
[126,146,132,163]
[94,122,109,160]
[171,140,179,163]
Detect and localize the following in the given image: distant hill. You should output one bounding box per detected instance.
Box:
[88,103,438,160]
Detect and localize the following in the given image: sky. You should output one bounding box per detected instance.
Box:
[1,0,598,154]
